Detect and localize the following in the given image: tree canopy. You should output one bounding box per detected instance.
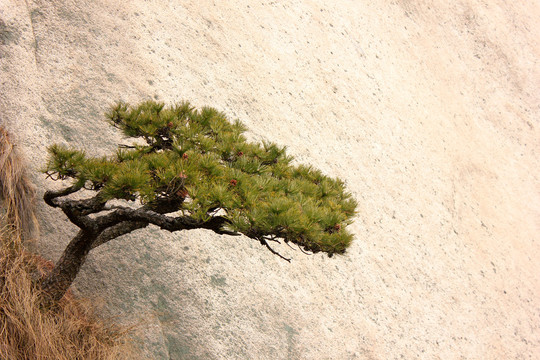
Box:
[41,101,357,303]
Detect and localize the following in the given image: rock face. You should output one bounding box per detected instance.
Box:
[1,1,539,358]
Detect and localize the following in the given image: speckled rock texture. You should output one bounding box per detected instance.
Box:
[1,1,539,359]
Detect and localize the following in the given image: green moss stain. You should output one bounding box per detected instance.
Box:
[165,334,192,359]
[283,324,299,359]
[39,115,75,141]
[0,20,20,46]
[210,275,227,287]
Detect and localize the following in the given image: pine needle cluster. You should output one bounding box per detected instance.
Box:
[45,101,357,257]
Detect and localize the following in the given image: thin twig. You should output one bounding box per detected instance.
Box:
[262,235,281,244]
[260,238,291,262]
[284,241,296,250]
[297,244,312,255]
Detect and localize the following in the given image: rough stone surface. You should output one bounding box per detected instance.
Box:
[1,1,539,359]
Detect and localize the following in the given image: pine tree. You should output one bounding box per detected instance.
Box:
[40,101,357,304]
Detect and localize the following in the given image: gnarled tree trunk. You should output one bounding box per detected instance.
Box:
[39,229,98,305]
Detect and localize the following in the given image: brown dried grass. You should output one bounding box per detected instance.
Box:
[0,127,138,359]
[0,128,38,242]
[0,227,136,360]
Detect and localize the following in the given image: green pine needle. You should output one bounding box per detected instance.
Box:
[45,100,358,257]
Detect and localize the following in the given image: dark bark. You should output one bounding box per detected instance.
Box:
[40,186,240,304]
[91,220,148,249]
[40,179,299,306]
[39,228,98,306]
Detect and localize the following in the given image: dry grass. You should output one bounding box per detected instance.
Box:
[0,227,136,360]
[0,126,138,359]
[0,128,38,241]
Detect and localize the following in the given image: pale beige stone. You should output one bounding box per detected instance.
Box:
[1,0,538,358]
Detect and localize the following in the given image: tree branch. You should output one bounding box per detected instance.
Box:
[47,191,106,215]
[43,184,82,207]
[44,185,108,230]
[94,206,238,236]
[90,220,148,249]
[259,237,291,262]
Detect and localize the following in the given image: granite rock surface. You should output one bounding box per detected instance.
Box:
[1,1,539,358]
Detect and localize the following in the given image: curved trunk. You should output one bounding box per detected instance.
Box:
[39,229,97,305]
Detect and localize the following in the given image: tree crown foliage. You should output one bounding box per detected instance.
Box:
[45,101,357,257]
